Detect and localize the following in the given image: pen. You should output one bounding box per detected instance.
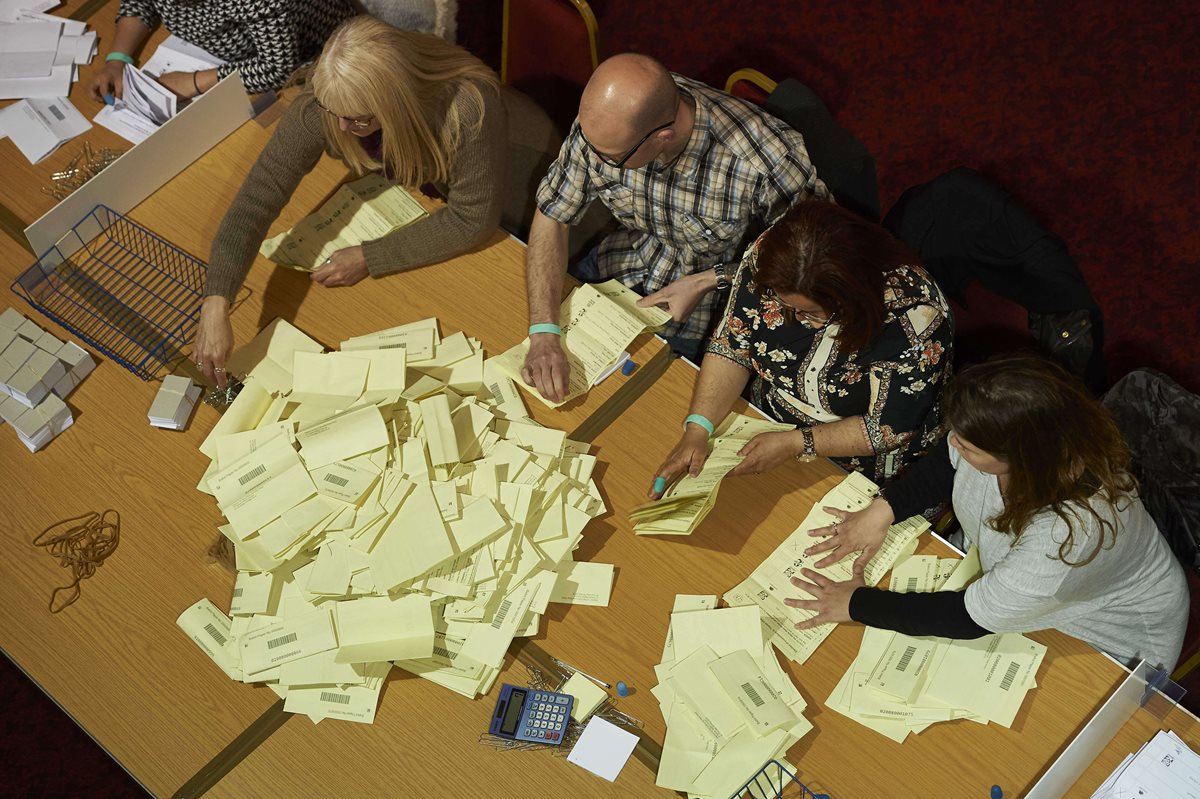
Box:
[553,658,610,689]
[103,93,115,106]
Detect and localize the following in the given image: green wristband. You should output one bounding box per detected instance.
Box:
[683,414,715,437]
[106,52,135,65]
[528,323,562,336]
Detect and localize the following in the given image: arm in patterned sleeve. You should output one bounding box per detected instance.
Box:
[756,128,835,226]
[117,0,160,28]
[361,84,507,277]
[704,257,757,368]
[205,96,326,301]
[214,2,300,94]
[534,124,597,226]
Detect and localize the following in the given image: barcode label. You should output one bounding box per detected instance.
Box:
[238,464,267,485]
[488,382,503,400]
[740,682,766,708]
[905,577,918,592]
[320,691,352,705]
[267,632,298,649]
[48,104,66,121]
[379,343,406,349]
[491,599,513,629]
[896,645,917,672]
[204,623,228,646]
[433,645,456,661]
[1000,661,1020,691]
[323,473,349,487]
[232,588,243,597]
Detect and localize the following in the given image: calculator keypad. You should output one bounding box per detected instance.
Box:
[516,690,572,744]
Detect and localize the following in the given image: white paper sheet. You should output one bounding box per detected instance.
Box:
[567,716,640,783]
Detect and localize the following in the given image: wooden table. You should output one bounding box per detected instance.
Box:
[1065,699,1200,796]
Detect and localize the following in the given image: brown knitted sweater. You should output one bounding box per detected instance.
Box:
[205,82,558,301]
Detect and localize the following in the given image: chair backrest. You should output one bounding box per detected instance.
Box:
[883,167,1106,391]
[725,68,776,106]
[502,0,599,132]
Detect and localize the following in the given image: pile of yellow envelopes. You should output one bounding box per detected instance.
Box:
[177,318,617,724]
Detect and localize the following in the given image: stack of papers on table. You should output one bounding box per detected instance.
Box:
[259,174,428,271]
[93,64,178,145]
[0,95,89,163]
[1092,729,1200,797]
[0,307,95,451]
[148,374,201,429]
[630,412,795,535]
[723,471,929,664]
[650,596,814,797]
[0,7,96,100]
[488,279,671,408]
[178,317,618,724]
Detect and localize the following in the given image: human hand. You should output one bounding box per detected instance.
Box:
[636,271,712,323]
[193,296,233,389]
[522,333,570,402]
[804,498,896,568]
[89,60,126,103]
[154,70,199,99]
[647,426,710,499]
[785,556,867,629]
[728,430,803,477]
[311,246,369,287]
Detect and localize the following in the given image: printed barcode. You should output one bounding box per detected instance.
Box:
[320,691,352,705]
[267,632,298,649]
[740,682,766,708]
[238,464,267,485]
[488,382,503,400]
[1000,661,1020,691]
[491,599,513,629]
[49,104,65,121]
[232,588,243,597]
[379,343,406,349]
[905,577,918,591]
[323,473,349,487]
[432,645,455,661]
[204,623,228,646]
[896,645,917,672]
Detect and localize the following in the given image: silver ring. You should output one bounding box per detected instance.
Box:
[194,361,204,368]
[832,521,840,532]
[214,367,226,373]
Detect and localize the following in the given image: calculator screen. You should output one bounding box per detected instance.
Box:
[499,688,527,735]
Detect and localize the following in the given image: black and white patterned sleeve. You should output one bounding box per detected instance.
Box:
[215,9,301,94]
[117,0,161,29]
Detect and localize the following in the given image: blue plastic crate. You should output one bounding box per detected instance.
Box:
[11,205,206,380]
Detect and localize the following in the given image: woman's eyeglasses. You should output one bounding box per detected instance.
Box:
[764,287,833,326]
[315,98,375,130]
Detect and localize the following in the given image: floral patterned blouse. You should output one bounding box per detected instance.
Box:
[706,243,953,484]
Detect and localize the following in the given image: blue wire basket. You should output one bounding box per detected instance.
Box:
[730,760,829,799]
[11,205,206,380]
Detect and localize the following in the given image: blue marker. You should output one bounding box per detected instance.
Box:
[621,360,636,376]
[103,93,115,106]
[616,681,630,697]
[653,476,666,494]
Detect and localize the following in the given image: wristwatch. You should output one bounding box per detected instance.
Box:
[713,263,729,291]
[796,428,818,462]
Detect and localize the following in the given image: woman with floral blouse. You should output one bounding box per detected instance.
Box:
[649,200,953,498]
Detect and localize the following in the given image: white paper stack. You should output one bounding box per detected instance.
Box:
[1091,729,1200,798]
[0,5,97,101]
[93,64,178,145]
[0,307,95,450]
[650,598,815,797]
[0,96,90,163]
[178,318,619,725]
[148,374,201,430]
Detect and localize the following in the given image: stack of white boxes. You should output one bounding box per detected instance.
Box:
[0,307,96,452]
[148,374,201,430]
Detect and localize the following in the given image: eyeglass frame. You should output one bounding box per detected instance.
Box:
[314,98,376,130]
[580,94,681,169]
[763,286,835,327]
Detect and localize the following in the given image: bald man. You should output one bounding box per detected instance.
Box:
[521,54,832,402]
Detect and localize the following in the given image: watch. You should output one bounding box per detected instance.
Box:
[713,263,729,291]
[796,428,818,462]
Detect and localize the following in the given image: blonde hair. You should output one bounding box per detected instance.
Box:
[311,16,499,186]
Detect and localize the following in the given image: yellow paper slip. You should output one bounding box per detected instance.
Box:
[864,632,943,702]
[418,393,460,465]
[548,561,615,607]
[224,318,324,395]
[669,605,764,660]
[278,649,365,687]
[919,632,1046,728]
[562,672,610,722]
[240,608,337,676]
[369,481,457,590]
[199,378,273,459]
[295,404,389,470]
[656,700,720,791]
[708,649,798,734]
[283,662,391,724]
[663,645,747,744]
[260,174,427,271]
[289,351,369,408]
[889,554,939,593]
[689,726,793,799]
[311,459,379,505]
[939,543,982,591]
[334,593,434,663]
[177,598,242,681]
[230,571,277,617]
[593,278,672,330]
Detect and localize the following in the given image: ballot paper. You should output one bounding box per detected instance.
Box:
[651,597,813,797]
[93,64,178,144]
[148,374,201,429]
[1092,729,1200,798]
[141,34,223,76]
[180,318,619,724]
[0,18,77,99]
[631,412,795,535]
[0,96,89,162]
[259,173,428,270]
[723,470,929,664]
[487,281,666,407]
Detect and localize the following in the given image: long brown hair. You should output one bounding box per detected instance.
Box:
[753,201,915,352]
[945,354,1137,565]
[310,16,498,186]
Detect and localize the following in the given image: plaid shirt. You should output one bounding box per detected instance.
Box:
[536,74,832,342]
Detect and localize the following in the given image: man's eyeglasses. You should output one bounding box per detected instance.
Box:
[582,96,680,168]
[315,98,375,130]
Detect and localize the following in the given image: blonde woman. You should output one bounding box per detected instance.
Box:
[193,16,560,385]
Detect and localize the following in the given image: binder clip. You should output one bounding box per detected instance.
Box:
[203,374,246,411]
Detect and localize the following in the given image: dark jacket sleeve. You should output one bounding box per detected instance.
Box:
[880,436,955,519]
[850,586,992,638]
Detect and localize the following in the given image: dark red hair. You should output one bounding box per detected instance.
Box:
[754,201,915,352]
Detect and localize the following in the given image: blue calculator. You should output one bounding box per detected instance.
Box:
[489,683,574,744]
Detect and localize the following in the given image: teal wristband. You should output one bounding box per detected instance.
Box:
[683,414,715,437]
[106,52,135,65]
[528,323,561,336]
